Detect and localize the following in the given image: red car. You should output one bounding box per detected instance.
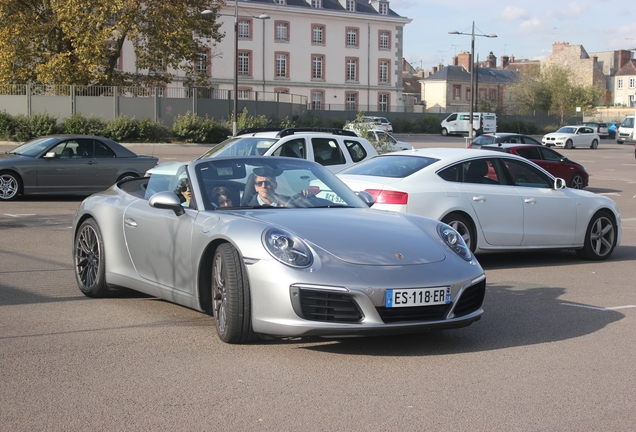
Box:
[473,143,589,189]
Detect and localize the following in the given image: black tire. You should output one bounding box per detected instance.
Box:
[0,170,22,201]
[617,139,623,144]
[212,243,256,344]
[565,139,573,149]
[590,139,598,149]
[570,173,585,189]
[74,219,115,297]
[441,128,448,136]
[575,211,617,261]
[441,213,476,253]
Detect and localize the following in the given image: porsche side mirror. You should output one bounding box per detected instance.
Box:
[357,190,375,207]
[149,191,186,216]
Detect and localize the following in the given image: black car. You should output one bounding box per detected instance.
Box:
[468,133,542,149]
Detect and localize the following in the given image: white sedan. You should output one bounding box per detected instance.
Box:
[337,148,621,260]
[542,125,600,149]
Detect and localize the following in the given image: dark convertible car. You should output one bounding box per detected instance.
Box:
[0,135,158,200]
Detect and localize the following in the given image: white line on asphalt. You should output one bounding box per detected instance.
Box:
[561,303,636,311]
[622,218,636,222]
[4,214,36,217]
[599,192,620,196]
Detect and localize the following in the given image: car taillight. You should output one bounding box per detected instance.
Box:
[364,189,408,205]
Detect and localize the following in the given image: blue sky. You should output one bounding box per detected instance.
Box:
[393,0,636,69]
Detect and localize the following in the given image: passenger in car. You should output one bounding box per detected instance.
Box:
[175,178,192,207]
[210,186,233,208]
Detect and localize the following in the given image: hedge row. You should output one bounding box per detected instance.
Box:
[0,109,545,143]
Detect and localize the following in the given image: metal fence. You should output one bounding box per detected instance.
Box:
[0,84,308,127]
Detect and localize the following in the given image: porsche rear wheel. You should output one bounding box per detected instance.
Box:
[576,211,617,261]
[441,213,476,253]
[212,243,256,344]
[0,171,21,201]
[74,219,113,297]
[570,173,584,189]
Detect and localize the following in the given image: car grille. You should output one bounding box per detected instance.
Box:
[376,279,486,323]
[298,290,363,323]
[452,279,486,317]
[544,137,555,141]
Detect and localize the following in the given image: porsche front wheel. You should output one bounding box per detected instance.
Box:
[212,243,256,344]
[74,219,112,297]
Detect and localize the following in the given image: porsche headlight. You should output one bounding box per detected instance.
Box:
[437,223,472,261]
[263,228,313,268]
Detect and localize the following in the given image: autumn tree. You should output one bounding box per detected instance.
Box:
[0,0,225,86]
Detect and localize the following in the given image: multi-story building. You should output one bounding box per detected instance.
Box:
[120,0,411,112]
[614,57,636,107]
[540,42,606,97]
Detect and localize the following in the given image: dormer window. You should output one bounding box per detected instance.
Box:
[273,0,286,4]
[311,0,322,8]
[379,2,388,15]
[346,0,355,11]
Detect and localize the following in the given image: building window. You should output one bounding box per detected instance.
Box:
[630,78,635,89]
[346,0,355,11]
[238,19,252,39]
[346,57,358,82]
[311,24,325,45]
[453,85,461,100]
[275,21,289,42]
[275,52,289,78]
[107,41,123,70]
[379,31,390,50]
[379,59,390,84]
[379,2,388,15]
[273,0,285,4]
[312,0,322,8]
[466,88,471,101]
[311,90,324,110]
[274,88,289,94]
[378,93,389,112]
[238,87,252,100]
[195,49,210,75]
[345,92,358,111]
[238,50,252,76]
[617,78,623,89]
[312,55,325,80]
[346,27,359,48]
[489,89,496,100]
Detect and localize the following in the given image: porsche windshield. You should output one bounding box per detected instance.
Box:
[193,158,365,210]
[198,137,278,159]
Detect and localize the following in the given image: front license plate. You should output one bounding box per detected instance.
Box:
[385,287,451,308]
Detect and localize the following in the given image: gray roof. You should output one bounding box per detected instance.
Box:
[247,0,403,17]
[424,65,519,84]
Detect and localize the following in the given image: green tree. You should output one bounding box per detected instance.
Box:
[0,0,224,86]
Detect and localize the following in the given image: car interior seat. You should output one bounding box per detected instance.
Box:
[465,160,490,183]
[242,174,256,205]
[61,147,74,158]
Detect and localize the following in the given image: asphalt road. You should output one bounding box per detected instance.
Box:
[1,136,635,431]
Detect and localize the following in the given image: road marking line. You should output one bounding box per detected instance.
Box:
[599,192,620,196]
[4,214,36,217]
[561,303,636,311]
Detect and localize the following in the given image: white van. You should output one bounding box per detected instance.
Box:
[616,115,634,144]
[440,112,497,136]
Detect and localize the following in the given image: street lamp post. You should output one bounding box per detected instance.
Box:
[202,6,269,136]
[449,22,497,145]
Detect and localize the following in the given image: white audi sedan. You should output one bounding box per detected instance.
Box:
[337,148,621,260]
[542,125,600,149]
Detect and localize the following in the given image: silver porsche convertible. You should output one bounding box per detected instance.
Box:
[72,156,486,344]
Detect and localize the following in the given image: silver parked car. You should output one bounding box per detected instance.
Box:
[0,135,158,200]
[72,157,486,344]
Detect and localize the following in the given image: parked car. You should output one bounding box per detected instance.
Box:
[0,135,158,201]
[344,116,393,134]
[472,143,589,189]
[365,130,413,152]
[197,128,377,173]
[468,133,542,148]
[616,115,634,144]
[542,125,600,149]
[72,156,486,344]
[581,122,609,138]
[337,148,620,260]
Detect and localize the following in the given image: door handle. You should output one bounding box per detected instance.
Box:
[524,198,536,204]
[125,218,137,227]
[472,196,485,202]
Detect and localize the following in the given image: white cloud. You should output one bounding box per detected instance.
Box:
[500,6,531,21]
[545,2,589,20]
